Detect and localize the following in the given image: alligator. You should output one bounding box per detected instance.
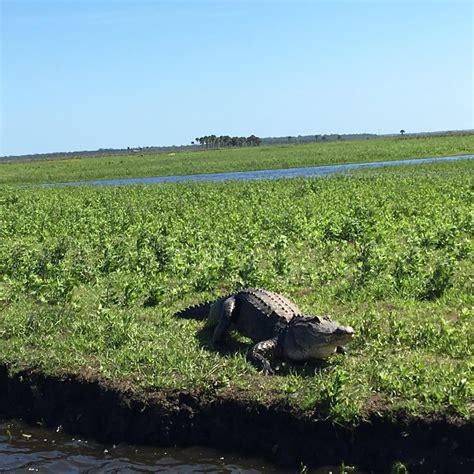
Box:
[175,288,354,374]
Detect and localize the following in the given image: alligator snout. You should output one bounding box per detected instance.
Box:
[335,325,355,341]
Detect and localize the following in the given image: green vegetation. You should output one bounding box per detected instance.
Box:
[1,135,473,185]
[391,462,409,474]
[0,158,472,424]
[194,134,262,147]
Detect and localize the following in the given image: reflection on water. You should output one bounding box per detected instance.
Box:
[44,154,473,187]
[1,418,357,473]
[0,418,280,473]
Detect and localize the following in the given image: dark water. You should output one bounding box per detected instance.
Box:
[0,418,287,473]
[1,418,356,473]
[45,154,473,187]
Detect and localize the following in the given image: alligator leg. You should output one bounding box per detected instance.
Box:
[336,345,348,355]
[247,337,279,375]
[212,296,236,344]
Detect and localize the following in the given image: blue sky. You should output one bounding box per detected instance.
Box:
[1,0,472,156]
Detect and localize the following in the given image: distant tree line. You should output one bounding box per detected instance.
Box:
[194,135,262,148]
[261,133,379,145]
[2,130,472,162]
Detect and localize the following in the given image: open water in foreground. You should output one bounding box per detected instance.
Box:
[46,154,473,187]
[1,418,360,473]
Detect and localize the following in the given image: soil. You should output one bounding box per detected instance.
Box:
[0,364,472,473]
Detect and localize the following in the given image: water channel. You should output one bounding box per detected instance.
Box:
[46,154,473,187]
[1,418,355,473]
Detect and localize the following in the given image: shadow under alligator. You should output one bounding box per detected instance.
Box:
[195,324,344,378]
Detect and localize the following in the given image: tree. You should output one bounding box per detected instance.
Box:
[192,134,262,148]
[247,135,261,146]
[400,129,406,137]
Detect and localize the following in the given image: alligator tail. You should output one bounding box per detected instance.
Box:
[175,301,213,320]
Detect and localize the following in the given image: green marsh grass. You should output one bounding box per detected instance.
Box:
[0,159,473,424]
[1,134,473,185]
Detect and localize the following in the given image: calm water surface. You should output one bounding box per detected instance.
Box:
[46,154,473,187]
[1,418,355,473]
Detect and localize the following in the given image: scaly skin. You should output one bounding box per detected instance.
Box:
[176,288,354,374]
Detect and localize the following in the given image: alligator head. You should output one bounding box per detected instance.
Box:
[280,315,354,360]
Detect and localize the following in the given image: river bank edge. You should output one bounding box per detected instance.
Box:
[1,365,472,473]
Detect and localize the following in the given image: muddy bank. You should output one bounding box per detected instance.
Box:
[0,365,472,473]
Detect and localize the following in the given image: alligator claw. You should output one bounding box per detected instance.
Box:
[261,365,275,376]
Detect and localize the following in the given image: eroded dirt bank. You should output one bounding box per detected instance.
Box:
[0,365,472,473]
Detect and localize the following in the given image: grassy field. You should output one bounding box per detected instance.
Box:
[1,157,472,424]
[1,134,474,185]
